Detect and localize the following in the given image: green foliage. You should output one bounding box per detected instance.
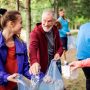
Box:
[31,0,52,29]
[80,0,90,18]
[0,0,16,9]
[60,0,90,29]
[0,0,90,30]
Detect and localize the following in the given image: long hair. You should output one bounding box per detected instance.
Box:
[0,8,7,30]
[1,10,23,41]
[1,10,21,29]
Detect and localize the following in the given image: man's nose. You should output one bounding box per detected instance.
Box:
[44,22,48,26]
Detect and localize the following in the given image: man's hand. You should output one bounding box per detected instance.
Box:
[54,53,60,60]
[7,73,18,83]
[29,62,41,75]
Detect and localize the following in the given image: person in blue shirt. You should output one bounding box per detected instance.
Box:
[76,22,90,90]
[57,9,70,61]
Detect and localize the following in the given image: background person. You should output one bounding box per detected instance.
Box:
[57,8,70,62]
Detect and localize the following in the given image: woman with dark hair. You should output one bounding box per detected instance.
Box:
[0,10,31,90]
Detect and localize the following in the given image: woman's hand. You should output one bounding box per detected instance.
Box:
[69,61,82,71]
[7,73,19,83]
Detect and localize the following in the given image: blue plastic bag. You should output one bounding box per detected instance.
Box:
[17,60,64,90]
[17,75,30,90]
[39,60,64,90]
[17,73,44,90]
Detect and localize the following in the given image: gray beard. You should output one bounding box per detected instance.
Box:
[42,25,53,32]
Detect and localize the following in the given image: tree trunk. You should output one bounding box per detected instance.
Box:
[53,0,59,19]
[26,0,31,51]
[16,0,19,11]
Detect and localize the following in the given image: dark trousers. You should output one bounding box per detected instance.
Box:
[82,67,90,90]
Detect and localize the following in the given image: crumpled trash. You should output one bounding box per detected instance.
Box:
[39,59,64,90]
[62,64,78,79]
[17,59,64,90]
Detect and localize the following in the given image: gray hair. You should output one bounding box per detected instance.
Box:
[42,9,55,19]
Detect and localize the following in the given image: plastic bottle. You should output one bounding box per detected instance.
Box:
[31,72,44,89]
[62,62,78,79]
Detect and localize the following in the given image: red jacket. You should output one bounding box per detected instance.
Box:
[29,23,63,73]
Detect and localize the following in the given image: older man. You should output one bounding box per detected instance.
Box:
[29,9,63,75]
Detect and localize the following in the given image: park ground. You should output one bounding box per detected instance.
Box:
[61,49,86,90]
